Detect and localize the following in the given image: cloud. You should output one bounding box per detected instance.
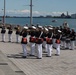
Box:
[0,9,72,16]
[33,11,40,15]
[44,12,66,16]
[51,12,65,16]
[5,9,40,16]
[35,11,68,16]
[6,9,29,15]
[51,11,72,16]
[21,10,30,13]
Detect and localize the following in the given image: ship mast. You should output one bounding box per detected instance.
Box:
[30,0,33,26]
[3,0,6,26]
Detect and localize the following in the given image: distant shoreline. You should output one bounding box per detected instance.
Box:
[0,16,76,19]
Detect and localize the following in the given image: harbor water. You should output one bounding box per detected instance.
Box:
[0,17,76,30]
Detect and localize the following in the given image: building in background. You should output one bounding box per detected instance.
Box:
[71,14,76,18]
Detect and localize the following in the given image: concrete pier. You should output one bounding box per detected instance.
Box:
[0,29,76,75]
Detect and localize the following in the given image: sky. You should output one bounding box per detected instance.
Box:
[0,0,76,16]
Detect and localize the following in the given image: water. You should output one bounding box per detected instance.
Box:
[0,17,76,30]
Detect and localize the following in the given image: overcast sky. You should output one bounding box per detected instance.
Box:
[0,0,76,16]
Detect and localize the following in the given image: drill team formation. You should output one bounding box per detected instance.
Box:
[0,22,76,59]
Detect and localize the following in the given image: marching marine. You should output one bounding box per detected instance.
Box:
[7,25,13,42]
[35,26,43,59]
[70,28,76,50]
[1,25,6,42]
[52,27,57,48]
[14,25,21,43]
[29,26,36,56]
[20,26,28,58]
[60,27,66,49]
[55,30,62,56]
[46,27,53,57]
[42,27,48,53]
[65,27,71,49]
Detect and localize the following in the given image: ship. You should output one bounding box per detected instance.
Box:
[52,20,57,22]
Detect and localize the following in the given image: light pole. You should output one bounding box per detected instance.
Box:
[30,0,33,26]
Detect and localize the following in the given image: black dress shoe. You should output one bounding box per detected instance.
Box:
[55,54,60,56]
[43,51,47,53]
[22,56,26,58]
[37,57,42,59]
[29,54,35,56]
[46,55,51,57]
[8,41,11,42]
[2,41,5,42]
[70,49,73,50]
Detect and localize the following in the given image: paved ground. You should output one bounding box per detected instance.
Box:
[0,29,76,75]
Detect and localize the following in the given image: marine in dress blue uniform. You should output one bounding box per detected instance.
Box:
[1,25,6,42]
[21,26,28,58]
[7,25,13,42]
[60,27,66,49]
[14,25,21,43]
[65,28,71,49]
[55,30,62,56]
[46,27,53,57]
[42,28,48,53]
[35,26,43,59]
[70,28,76,50]
[29,26,36,56]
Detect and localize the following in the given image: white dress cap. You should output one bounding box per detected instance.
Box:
[23,26,28,29]
[58,30,61,33]
[45,28,48,31]
[32,26,36,29]
[38,25,43,29]
[49,27,53,30]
